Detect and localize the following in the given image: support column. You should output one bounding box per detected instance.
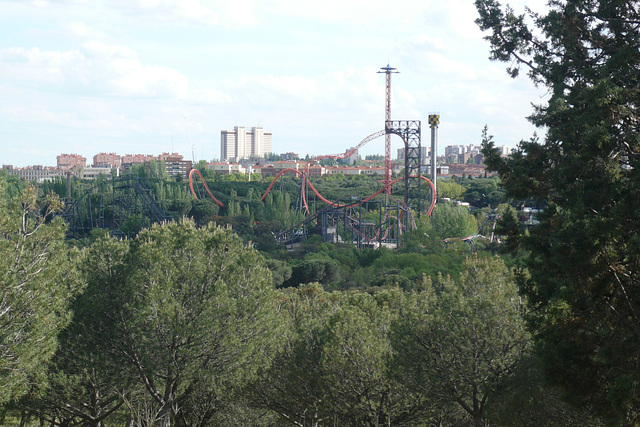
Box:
[428,114,439,199]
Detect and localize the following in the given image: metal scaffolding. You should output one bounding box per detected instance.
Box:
[385,120,424,214]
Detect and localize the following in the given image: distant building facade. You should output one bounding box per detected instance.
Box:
[93,152,121,168]
[220,126,272,162]
[158,153,192,179]
[397,147,429,165]
[206,162,246,175]
[443,144,512,164]
[4,165,63,182]
[121,154,155,166]
[57,153,87,169]
[3,165,114,182]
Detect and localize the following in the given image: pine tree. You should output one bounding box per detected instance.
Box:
[475,0,640,421]
[0,181,79,403]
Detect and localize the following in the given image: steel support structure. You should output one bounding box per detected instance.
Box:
[276,196,409,249]
[378,65,398,198]
[428,114,440,199]
[318,200,408,249]
[386,120,423,214]
[63,176,172,238]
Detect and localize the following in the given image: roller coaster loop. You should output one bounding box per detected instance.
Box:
[189,164,436,218]
[188,169,225,207]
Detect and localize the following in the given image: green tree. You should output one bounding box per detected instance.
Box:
[393,257,531,426]
[437,178,465,200]
[250,284,340,427]
[188,198,219,225]
[83,220,284,426]
[428,202,478,240]
[475,0,640,420]
[251,285,430,426]
[0,182,79,404]
[493,203,521,254]
[266,258,292,287]
[320,290,431,426]
[285,259,342,287]
[19,237,132,427]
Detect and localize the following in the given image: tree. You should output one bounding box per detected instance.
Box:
[437,178,465,200]
[250,284,340,427]
[251,285,431,426]
[285,259,342,287]
[0,181,79,404]
[392,257,531,426]
[319,290,431,426]
[475,0,640,421]
[19,237,132,427]
[81,220,285,426]
[493,203,521,254]
[428,201,478,240]
[188,198,219,225]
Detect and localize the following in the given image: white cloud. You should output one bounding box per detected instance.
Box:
[66,21,107,39]
[28,0,89,5]
[107,0,219,26]
[81,41,135,58]
[0,0,550,167]
[262,0,424,27]
[110,63,188,98]
[0,43,188,98]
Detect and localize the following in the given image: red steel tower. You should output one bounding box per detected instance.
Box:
[378,64,398,197]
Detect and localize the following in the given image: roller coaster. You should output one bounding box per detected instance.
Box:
[61,122,436,245]
[189,119,439,247]
[61,65,439,246]
[63,175,173,238]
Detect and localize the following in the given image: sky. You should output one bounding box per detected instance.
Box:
[0,0,547,167]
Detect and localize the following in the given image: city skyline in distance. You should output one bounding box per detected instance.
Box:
[1,0,546,167]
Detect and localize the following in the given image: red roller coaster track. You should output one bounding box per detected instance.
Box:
[188,129,437,217]
[188,169,225,207]
[189,166,436,217]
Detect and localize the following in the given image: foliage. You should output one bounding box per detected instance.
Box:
[494,203,521,254]
[0,180,79,404]
[436,178,465,200]
[427,201,478,240]
[19,237,131,426]
[392,257,531,426]
[265,258,292,287]
[460,175,505,208]
[250,284,431,426]
[284,258,342,288]
[475,0,640,421]
[48,220,285,426]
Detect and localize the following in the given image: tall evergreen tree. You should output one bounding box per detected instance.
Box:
[475,0,640,421]
[0,181,79,404]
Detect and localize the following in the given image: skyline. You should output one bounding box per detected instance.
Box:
[1,0,546,167]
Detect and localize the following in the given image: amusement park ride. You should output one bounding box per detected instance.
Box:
[189,64,440,248]
[62,65,440,247]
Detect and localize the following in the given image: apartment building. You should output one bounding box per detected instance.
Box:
[158,153,192,179]
[57,153,87,169]
[220,126,272,162]
[121,153,156,166]
[206,162,247,175]
[397,147,430,165]
[93,152,121,168]
[3,165,114,182]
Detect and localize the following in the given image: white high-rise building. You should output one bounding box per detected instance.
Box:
[397,146,430,165]
[220,126,272,162]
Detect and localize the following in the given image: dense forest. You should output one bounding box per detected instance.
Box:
[0,170,593,426]
[3,0,640,425]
